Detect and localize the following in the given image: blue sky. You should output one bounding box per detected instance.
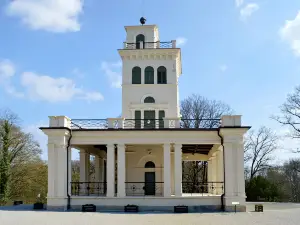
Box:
[0,0,300,161]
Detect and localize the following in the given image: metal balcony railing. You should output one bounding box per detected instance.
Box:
[70,118,221,130]
[71,182,107,196]
[123,41,175,49]
[125,182,164,196]
[182,181,224,196]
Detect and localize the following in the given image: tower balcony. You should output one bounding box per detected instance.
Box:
[123,40,177,49]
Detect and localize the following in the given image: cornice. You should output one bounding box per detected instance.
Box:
[118,48,180,59]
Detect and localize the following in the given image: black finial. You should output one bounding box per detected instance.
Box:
[140,17,146,25]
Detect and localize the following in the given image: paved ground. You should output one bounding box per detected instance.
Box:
[1,203,300,225]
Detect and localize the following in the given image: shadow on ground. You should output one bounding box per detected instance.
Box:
[1,202,300,214]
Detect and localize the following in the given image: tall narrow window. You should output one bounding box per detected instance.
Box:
[159,110,165,128]
[136,34,145,49]
[157,66,167,84]
[132,67,141,84]
[145,66,154,84]
[135,110,141,129]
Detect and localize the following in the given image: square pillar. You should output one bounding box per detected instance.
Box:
[216,150,224,195]
[47,143,55,197]
[174,144,182,197]
[55,143,71,198]
[117,144,126,197]
[163,143,171,197]
[106,144,115,197]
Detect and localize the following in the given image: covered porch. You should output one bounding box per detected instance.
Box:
[70,143,224,198]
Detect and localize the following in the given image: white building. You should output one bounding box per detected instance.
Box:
[41,22,250,212]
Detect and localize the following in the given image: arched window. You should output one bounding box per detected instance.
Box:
[132,67,141,84]
[145,161,155,168]
[157,66,167,84]
[144,96,155,103]
[145,66,154,84]
[136,34,145,49]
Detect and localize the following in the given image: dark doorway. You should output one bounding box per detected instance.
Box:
[136,34,145,49]
[144,110,155,129]
[144,172,156,195]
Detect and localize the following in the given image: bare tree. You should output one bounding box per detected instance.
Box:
[273,86,300,152]
[182,161,207,193]
[282,159,300,202]
[180,94,233,128]
[244,126,279,181]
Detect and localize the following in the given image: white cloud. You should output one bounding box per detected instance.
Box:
[176,37,187,47]
[72,68,85,78]
[0,59,15,79]
[280,11,300,57]
[235,0,244,8]
[20,72,103,102]
[219,64,228,72]
[240,3,259,21]
[6,0,83,33]
[101,61,122,88]
[0,59,24,98]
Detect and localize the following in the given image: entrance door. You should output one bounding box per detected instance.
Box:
[144,172,156,195]
[144,110,155,129]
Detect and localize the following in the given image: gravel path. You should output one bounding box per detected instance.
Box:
[1,203,300,225]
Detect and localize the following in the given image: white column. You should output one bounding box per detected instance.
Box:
[141,109,144,128]
[80,150,90,182]
[155,109,159,128]
[106,144,115,197]
[174,144,182,197]
[95,155,101,182]
[99,157,104,182]
[117,144,126,197]
[80,150,89,194]
[163,143,171,197]
[211,156,217,195]
[207,159,212,194]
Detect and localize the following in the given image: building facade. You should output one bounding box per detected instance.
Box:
[41,23,250,212]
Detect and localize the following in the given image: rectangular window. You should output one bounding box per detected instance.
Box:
[135,110,141,128]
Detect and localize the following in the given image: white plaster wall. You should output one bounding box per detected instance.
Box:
[68,196,221,207]
[122,59,179,118]
[125,25,159,43]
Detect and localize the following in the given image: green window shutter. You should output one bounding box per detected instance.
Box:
[159,110,165,128]
[135,110,141,128]
[145,66,154,84]
[157,66,167,84]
